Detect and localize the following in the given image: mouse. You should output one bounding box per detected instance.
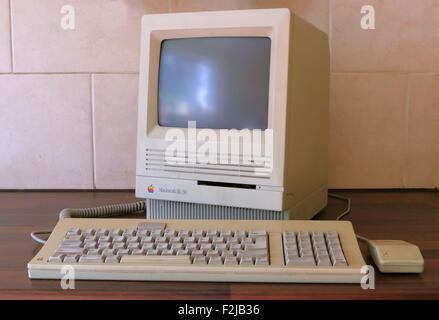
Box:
[367,240,424,273]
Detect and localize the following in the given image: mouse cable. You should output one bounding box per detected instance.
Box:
[328,193,369,243]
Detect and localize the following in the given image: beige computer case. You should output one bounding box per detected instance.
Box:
[135,9,329,220]
[282,14,330,219]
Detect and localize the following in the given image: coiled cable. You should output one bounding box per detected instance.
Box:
[31,201,146,244]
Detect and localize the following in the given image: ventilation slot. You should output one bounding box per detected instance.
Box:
[145,149,270,179]
[146,199,289,220]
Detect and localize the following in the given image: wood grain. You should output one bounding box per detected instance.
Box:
[0,190,438,299]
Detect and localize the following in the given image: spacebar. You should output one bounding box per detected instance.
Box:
[120,255,191,265]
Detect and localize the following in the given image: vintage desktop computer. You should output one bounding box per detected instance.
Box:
[28,8,424,283]
[135,8,329,220]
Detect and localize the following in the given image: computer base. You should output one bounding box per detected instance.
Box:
[145,187,327,220]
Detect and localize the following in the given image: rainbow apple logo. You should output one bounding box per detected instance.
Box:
[147,185,154,193]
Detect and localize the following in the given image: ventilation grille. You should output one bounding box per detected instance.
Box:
[146,199,289,220]
[145,149,270,179]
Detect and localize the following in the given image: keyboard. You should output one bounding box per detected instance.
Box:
[28,219,366,283]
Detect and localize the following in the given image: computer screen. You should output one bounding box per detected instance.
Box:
[157,37,271,130]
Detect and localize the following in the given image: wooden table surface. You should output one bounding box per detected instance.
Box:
[0,190,438,299]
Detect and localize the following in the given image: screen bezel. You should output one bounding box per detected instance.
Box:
[146,27,275,137]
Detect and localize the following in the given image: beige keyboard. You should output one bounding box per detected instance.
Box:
[28,219,366,283]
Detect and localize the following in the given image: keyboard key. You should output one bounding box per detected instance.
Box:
[239,257,254,265]
[192,230,205,238]
[48,254,64,263]
[155,236,168,243]
[200,243,212,251]
[84,242,97,249]
[317,257,332,266]
[208,256,223,265]
[333,259,348,267]
[164,230,177,237]
[255,256,269,266]
[215,243,227,251]
[66,228,81,236]
[286,256,315,266]
[206,249,219,257]
[176,249,189,256]
[191,250,204,257]
[55,247,86,255]
[78,255,104,263]
[95,229,108,236]
[61,239,82,246]
[123,229,136,237]
[178,230,191,237]
[248,230,267,238]
[229,243,242,251]
[221,250,234,257]
[98,242,112,249]
[126,236,139,243]
[220,230,232,237]
[137,229,149,237]
[117,249,131,256]
[87,249,102,255]
[146,249,159,255]
[102,249,116,256]
[127,243,140,250]
[142,243,155,250]
[131,249,146,255]
[121,255,191,265]
[192,256,208,265]
[224,257,238,265]
[81,228,95,236]
[185,243,198,250]
[156,243,169,250]
[206,230,218,237]
[112,242,126,250]
[234,230,246,238]
[111,235,125,242]
[237,249,267,258]
[161,249,174,256]
[105,256,120,264]
[109,229,122,236]
[65,235,83,241]
[64,254,80,263]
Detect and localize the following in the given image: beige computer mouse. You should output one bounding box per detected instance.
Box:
[367,240,424,273]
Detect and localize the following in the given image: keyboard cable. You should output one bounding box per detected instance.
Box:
[30,201,147,244]
[328,193,369,243]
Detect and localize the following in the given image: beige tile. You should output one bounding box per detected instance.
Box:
[0,0,11,72]
[406,74,439,188]
[291,0,329,34]
[93,74,138,189]
[331,0,439,72]
[11,0,169,73]
[328,73,407,188]
[0,75,93,189]
[171,0,329,33]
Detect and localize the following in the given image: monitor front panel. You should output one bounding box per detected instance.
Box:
[136,9,291,188]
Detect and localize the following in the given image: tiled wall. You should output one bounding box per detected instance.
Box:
[0,0,438,189]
